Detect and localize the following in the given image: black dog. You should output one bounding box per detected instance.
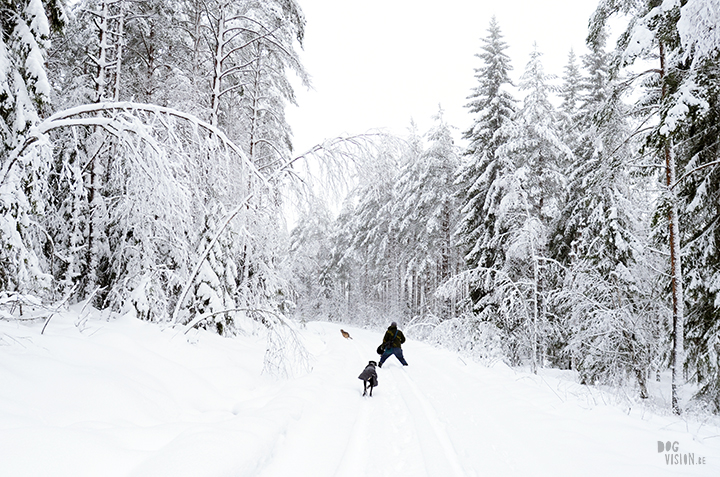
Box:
[358,360,378,397]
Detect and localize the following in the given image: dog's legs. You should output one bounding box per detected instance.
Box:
[369,384,373,397]
[362,381,367,396]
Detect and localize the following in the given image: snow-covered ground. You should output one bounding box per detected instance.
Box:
[1,311,719,476]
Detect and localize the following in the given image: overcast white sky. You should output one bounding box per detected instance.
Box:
[287,0,603,154]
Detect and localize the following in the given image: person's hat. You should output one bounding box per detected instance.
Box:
[391,321,397,327]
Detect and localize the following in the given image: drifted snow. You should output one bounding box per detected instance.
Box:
[1,314,719,476]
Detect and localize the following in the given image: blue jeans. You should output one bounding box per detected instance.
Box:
[379,347,408,366]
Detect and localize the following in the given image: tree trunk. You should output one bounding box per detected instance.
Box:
[666,139,685,415]
[87,0,113,295]
[248,40,263,164]
[531,250,539,375]
[112,1,126,101]
[660,41,685,416]
[94,0,110,103]
[210,10,226,128]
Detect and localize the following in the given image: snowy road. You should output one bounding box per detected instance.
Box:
[257,323,720,477]
[1,316,719,476]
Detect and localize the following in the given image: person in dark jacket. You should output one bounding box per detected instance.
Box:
[358,360,378,396]
[378,321,408,367]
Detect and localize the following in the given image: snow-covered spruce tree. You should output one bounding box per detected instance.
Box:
[284,132,405,327]
[454,17,517,312]
[671,0,720,413]
[488,44,570,372]
[41,0,129,301]
[589,0,720,414]
[682,76,720,412]
[0,0,63,296]
[557,48,583,156]
[44,3,101,281]
[507,44,570,224]
[393,108,462,322]
[306,118,462,329]
[44,0,165,301]
[549,31,665,396]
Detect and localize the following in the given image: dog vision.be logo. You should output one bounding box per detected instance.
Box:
[657,441,708,466]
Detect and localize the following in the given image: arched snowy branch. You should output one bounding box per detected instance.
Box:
[33,101,268,188]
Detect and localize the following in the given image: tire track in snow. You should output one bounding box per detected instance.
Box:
[393,367,469,477]
[330,327,379,476]
[332,398,372,477]
[328,326,414,477]
[333,364,427,477]
[382,369,430,476]
[404,341,517,473]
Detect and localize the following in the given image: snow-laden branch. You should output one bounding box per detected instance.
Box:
[34,101,268,187]
[218,81,251,98]
[220,25,282,64]
[218,59,257,80]
[672,159,720,190]
[14,101,394,327]
[0,137,39,187]
[171,132,394,325]
[181,306,291,335]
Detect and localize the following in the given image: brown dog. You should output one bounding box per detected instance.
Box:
[341,329,352,339]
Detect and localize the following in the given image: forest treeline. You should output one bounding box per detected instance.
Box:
[2,0,309,330]
[0,1,718,413]
[289,4,720,414]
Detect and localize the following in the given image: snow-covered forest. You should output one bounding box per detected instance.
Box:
[1,0,719,420]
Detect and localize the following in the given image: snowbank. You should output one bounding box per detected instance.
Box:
[1,311,719,476]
